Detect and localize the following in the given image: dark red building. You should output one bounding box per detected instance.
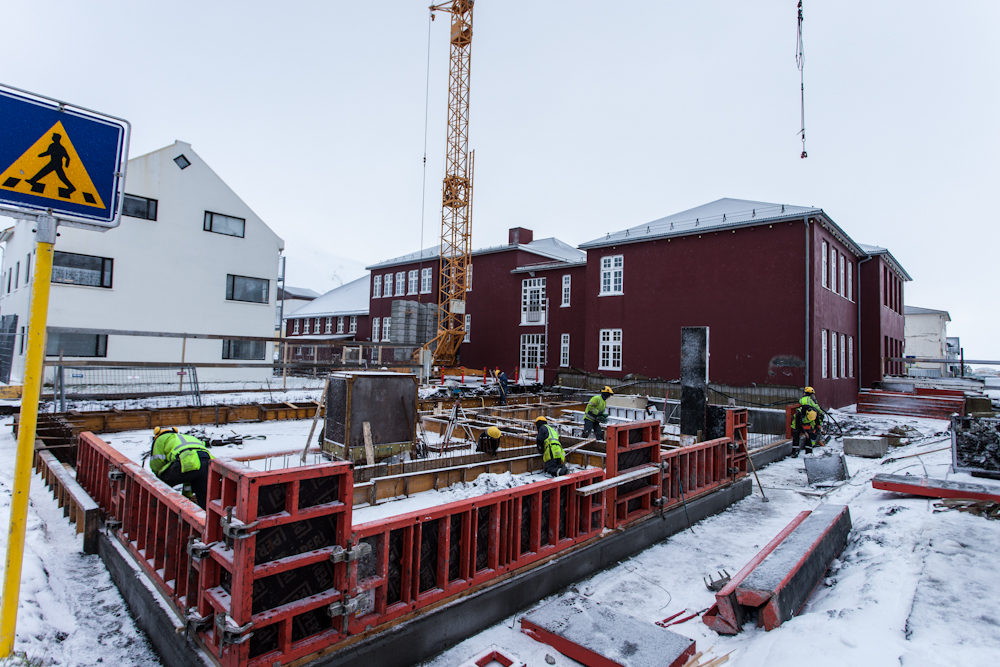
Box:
[858,244,909,389]
[364,227,586,380]
[577,199,910,408]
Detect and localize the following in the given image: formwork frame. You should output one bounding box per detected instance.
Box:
[603,420,662,529]
[348,468,604,633]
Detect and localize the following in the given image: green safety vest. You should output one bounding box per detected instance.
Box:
[150,432,212,475]
[542,425,565,464]
[585,394,606,421]
[799,395,822,417]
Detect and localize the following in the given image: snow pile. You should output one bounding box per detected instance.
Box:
[0,417,160,666]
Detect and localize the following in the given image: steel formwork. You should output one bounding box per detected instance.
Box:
[198,457,355,667]
[349,468,605,633]
[72,423,751,667]
[603,420,662,528]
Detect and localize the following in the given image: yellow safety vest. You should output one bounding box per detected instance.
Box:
[151,433,212,475]
[542,425,565,464]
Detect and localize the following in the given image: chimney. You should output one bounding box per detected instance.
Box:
[508,227,533,246]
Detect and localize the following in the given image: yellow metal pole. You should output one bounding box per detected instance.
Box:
[0,216,56,657]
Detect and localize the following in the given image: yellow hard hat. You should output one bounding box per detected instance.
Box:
[152,426,177,438]
[806,410,818,421]
[803,386,815,395]
[602,386,614,394]
[534,416,548,423]
[486,426,502,439]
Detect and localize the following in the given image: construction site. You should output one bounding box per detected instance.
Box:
[1,2,999,667]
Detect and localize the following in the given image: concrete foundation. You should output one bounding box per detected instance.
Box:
[100,478,751,667]
[804,450,849,485]
[844,436,890,458]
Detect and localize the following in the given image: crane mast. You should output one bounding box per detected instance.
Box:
[429,0,474,367]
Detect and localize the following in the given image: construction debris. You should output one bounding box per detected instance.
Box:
[704,571,731,592]
[932,498,1000,520]
[872,473,1000,503]
[521,595,696,667]
[703,504,852,634]
[953,415,1000,478]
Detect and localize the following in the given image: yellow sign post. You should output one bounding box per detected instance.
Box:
[0,215,55,656]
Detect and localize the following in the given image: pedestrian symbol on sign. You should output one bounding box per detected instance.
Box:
[0,121,105,209]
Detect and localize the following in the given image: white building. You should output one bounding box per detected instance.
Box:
[903,306,951,378]
[0,141,284,384]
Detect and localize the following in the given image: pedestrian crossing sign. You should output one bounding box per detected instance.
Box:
[0,85,128,229]
[0,121,105,209]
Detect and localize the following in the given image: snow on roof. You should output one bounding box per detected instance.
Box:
[858,243,912,281]
[366,237,585,270]
[579,198,822,249]
[279,286,321,300]
[286,274,370,318]
[904,306,952,321]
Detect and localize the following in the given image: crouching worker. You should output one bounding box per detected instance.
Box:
[793,408,823,457]
[535,416,568,477]
[478,426,502,456]
[149,426,214,508]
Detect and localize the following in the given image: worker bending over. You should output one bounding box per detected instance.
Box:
[478,426,502,456]
[149,426,214,508]
[793,407,823,456]
[791,386,824,454]
[534,416,568,477]
[582,386,614,439]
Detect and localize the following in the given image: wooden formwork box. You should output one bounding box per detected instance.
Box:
[324,372,418,456]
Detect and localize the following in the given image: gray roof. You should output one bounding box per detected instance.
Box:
[904,306,951,321]
[859,244,912,281]
[278,285,321,300]
[286,274,370,319]
[367,236,585,270]
[579,198,822,249]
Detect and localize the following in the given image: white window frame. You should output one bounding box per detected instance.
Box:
[408,270,418,294]
[560,333,570,367]
[598,328,623,371]
[519,334,545,370]
[599,255,624,295]
[372,317,380,342]
[821,329,828,378]
[847,262,853,301]
[520,278,547,325]
[293,319,300,335]
[464,314,471,343]
[349,316,357,334]
[373,275,381,298]
[382,317,392,342]
[325,317,333,334]
[561,275,571,307]
[420,268,432,294]
[821,241,828,288]
[831,332,838,379]
[830,246,837,292]
[395,272,405,296]
[383,274,393,298]
[466,263,472,292]
[336,316,344,334]
[849,336,854,377]
[841,334,847,378]
[839,254,845,296]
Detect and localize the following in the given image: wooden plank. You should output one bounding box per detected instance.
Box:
[576,464,658,496]
[33,447,100,554]
[362,422,376,467]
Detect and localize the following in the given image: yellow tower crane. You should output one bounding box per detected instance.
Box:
[427,0,474,367]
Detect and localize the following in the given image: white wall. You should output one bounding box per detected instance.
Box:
[0,141,284,384]
[904,312,948,376]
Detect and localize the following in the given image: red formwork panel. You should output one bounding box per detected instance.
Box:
[872,473,1000,502]
[197,457,355,667]
[857,389,964,420]
[603,420,661,529]
[348,468,605,633]
[785,404,796,440]
[76,432,206,614]
[661,409,748,511]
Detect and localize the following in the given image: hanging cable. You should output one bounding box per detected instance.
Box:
[796,1,807,158]
[418,10,435,279]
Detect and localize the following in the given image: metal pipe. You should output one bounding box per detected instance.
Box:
[1,216,56,656]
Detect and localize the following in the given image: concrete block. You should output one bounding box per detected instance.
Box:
[521,595,695,667]
[804,449,849,485]
[844,436,890,458]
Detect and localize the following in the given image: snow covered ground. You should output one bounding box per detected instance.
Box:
[422,412,1000,667]
[1,410,998,666]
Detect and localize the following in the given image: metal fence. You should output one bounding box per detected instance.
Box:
[52,365,202,411]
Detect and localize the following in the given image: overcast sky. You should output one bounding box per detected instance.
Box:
[3,1,998,357]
